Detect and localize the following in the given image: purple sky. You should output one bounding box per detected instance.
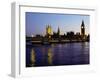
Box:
[26,12,89,37]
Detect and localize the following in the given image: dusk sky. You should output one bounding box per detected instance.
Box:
[26,12,89,37]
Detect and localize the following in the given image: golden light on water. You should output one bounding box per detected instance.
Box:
[30,48,36,66]
[47,48,53,65]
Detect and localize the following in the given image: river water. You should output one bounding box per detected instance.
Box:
[26,42,89,67]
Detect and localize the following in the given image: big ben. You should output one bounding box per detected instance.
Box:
[81,20,85,37]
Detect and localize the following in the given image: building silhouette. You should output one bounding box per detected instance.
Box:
[57,27,60,36]
[52,27,60,38]
[81,20,85,39]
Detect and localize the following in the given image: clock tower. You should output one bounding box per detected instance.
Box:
[81,20,85,37]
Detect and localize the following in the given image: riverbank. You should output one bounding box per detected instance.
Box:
[26,39,89,45]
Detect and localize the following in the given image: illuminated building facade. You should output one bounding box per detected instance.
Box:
[46,25,52,38]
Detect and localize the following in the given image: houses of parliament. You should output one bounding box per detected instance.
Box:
[26,20,89,44]
[46,20,87,41]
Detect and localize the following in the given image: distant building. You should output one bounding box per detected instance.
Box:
[76,32,80,35]
[52,27,60,38]
[57,27,60,36]
[46,25,52,38]
[81,20,85,39]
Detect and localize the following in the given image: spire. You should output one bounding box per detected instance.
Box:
[81,20,85,27]
[58,27,60,32]
[57,26,60,35]
[81,20,85,37]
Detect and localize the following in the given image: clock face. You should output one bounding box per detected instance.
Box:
[82,26,84,28]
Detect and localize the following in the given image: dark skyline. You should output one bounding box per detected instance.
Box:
[26,12,90,37]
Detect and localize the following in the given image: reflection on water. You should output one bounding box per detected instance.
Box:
[47,48,53,65]
[26,42,89,67]
[30,48,36,66]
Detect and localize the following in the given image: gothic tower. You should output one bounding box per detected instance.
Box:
[46,25,52,38]
[81,20,85,37]
[57,27,60,36]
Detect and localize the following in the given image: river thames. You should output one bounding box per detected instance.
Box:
[26,42,89,67]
